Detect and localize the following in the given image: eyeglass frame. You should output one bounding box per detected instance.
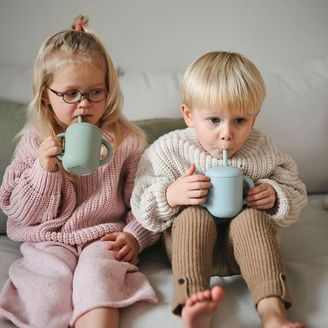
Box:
[47,87,108,104]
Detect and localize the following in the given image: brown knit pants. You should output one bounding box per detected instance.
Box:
[163,206,291,315]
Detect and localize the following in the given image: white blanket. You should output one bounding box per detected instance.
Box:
[123,194,328,328]
[0,194,327,328]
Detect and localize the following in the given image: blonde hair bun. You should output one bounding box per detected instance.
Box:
[71,13,89,31]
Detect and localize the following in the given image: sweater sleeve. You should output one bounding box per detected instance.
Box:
[257,147,307,227]
[131,136,182,233]
[119,135,160,250]
[0,134,63,227]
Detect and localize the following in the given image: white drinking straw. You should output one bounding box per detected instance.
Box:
[223,149,228,166]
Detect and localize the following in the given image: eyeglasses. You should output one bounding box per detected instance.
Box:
[47,87,108,104]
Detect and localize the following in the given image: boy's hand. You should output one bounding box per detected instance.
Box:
[166,164,211,208]
[101,232,140,265]
[246,183,276,209]
[38,135,63,172]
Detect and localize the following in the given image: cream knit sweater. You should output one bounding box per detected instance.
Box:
[131,127,307,232]
[0,130,159,250]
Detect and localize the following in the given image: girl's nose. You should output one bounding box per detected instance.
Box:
[78,96,91,107]
[79,93,91,103]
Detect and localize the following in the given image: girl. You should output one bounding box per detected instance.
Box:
[0,14,158,328]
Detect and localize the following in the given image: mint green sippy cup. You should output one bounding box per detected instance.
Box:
[57,116,112,176]
[203,149,254,219]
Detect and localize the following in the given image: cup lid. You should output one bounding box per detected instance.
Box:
[205,165,242,178]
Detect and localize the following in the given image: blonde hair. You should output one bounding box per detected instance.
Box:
[182,51,266,115]
[18,14,146,150]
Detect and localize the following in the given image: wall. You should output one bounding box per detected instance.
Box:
[0,0,328,73]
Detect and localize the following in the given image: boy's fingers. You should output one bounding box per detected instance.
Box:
[184,164,196,176]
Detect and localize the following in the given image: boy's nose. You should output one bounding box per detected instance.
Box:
[220,124,233,141]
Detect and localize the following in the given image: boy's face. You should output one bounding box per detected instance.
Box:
[182,104,256,159]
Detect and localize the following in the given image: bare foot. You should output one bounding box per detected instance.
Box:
[181,285,224,328]
[257,297,306,328]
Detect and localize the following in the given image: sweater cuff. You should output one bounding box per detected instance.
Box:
[257,178,289,223]
[147,180,181,227]
[132,178,180,233]
[26,160,63,196]
[123,213,160,252]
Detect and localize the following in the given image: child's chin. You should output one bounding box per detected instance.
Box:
[211,152,225,160]
[217,149,236,160]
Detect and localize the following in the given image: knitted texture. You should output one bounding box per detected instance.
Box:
[0,130,159,250]
[0,240,158,328]
[229,208,291,307]
[131,128,307,232]
[164,206,217,314]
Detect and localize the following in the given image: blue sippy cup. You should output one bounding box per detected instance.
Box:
[203,150,254,219]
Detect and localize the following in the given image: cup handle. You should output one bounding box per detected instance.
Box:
[242,175,255,205]
[56,132,65,161]
[99,139,113,166]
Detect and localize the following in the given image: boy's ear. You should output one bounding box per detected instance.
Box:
[181,104,194,127]
[251,113,258,127]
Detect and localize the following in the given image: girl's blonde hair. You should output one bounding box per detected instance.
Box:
[19,14,146,150]
[182,51,266,115]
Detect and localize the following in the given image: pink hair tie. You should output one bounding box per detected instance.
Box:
[74,22,84,32]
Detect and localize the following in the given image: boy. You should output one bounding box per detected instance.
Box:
[131,51,307,328]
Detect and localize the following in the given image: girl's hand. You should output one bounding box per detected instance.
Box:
[101,232,140,265]
[38,135,63,172]
[166,164,211,208]
[246,183,276,209]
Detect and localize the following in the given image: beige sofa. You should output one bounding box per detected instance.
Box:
[0,57,328,327]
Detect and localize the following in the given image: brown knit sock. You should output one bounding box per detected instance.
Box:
[164,206,217,315]
[229,208,291,308]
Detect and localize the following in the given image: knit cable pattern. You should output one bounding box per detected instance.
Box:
[0,130,159,249]
[131,128,307,232]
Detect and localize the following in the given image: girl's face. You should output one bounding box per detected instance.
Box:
[44,63,107,127]
[182,104,256,159]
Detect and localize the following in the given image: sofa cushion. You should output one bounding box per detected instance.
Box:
[135,118,185,145]
[0,99,25,234]
[120,71,183,121]
[0,65,33,104]
[256,57,328,193]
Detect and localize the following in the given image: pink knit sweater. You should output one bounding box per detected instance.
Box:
[0,130,159,250]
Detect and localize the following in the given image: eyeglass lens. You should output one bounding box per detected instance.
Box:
[63,89,106,103]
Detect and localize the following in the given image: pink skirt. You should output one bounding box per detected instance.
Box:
[0,240,158,328]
